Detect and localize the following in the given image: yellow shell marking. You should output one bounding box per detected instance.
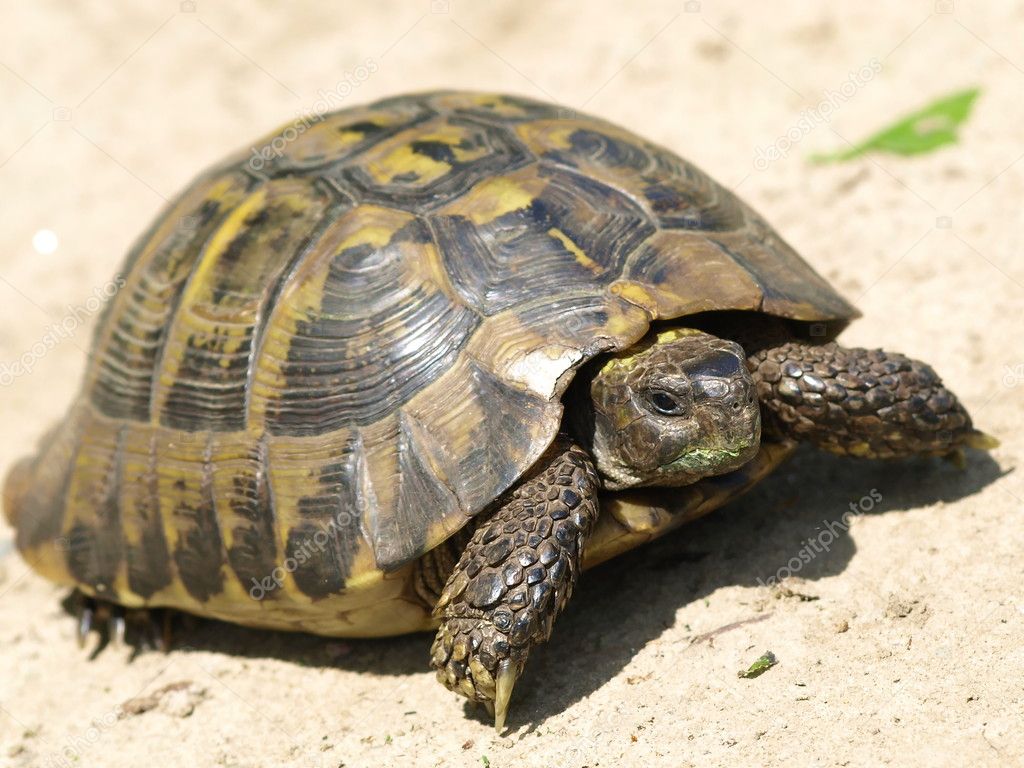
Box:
[458,175,542,225]
[609,280,660,316]
[368,144,450,185]
[366,124,490,185]
[547,227,603,273]
[185,188,269,303]
[514,120,578,152]
[652,327,706,343]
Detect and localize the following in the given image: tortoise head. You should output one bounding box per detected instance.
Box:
[581,328,760,490]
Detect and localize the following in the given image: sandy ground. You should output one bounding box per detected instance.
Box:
[1,2,1023,766]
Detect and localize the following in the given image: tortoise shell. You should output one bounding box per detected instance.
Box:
[4,91,856,635]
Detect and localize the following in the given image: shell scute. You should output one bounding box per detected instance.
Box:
[431,163,655,316]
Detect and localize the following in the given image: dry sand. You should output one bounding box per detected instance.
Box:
[1,2,1023,766]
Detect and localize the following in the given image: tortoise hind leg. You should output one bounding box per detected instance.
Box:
[70,590,174,655]
[748,341,997,459]
[429,435,600,731]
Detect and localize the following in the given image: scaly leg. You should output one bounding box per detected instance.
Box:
[429,436,600,731]
[748,341,996,459]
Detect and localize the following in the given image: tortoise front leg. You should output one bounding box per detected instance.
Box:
[748,341,996,459]
[429,436,600,731]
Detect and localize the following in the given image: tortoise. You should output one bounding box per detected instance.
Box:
[2,90,994,730]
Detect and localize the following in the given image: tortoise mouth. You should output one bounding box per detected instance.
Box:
[655,430,761,486]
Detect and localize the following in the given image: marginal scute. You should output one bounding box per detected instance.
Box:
[155,431,225,603]
[62,420,124,598]
[363,356,562,569]
[709,215,858,321]
[212,437,278,598]
[118,425,172,600]
[266,428,373,598]
[371,410,464,569]
[9,406,85,560]
[285,446,365,601]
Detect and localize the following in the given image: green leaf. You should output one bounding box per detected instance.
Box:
[738,650,778,679]
[811,87,981,163]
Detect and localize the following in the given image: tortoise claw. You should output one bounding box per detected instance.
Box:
[69,591,174,655]
[493,661,518,733]
[965,430,999,451]
[77,604,94,649]
[146,609,174,654]
[110,612,127,647]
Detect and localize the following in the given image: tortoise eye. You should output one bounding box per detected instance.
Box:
[647,390,685,416]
